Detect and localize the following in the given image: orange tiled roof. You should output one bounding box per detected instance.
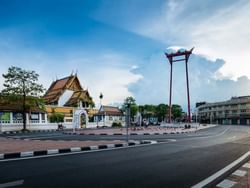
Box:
[64,90,94,107]
[97,106,123,116]
[43,75,83,105]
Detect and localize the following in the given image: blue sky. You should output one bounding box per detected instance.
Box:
[1,0,250,111]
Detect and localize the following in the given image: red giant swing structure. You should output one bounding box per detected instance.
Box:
[165,48,194,124]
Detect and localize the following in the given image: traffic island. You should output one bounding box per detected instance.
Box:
[0,137,157,160]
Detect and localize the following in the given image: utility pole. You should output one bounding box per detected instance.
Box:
[125,103,131,143]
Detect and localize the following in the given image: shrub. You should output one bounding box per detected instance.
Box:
[112,122,122,127]
[49,113,64,123]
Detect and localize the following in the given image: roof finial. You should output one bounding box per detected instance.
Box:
[75,69,78,76]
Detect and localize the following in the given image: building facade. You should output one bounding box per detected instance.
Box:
[197,96,250,125]
[94,106,125,127]
[0,95,48,132]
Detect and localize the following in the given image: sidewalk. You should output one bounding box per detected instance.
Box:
[216,160,250,188]
[0,136,157,160]
[0,137,124,154]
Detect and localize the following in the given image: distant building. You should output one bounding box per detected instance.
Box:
[197,96,250,125]
[0,95,47,132]
[94,106,125,127]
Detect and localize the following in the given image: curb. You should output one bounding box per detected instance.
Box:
[0,140,157,161]
[2,129,63,135]
[63,131,195,136]
[192,151,250,188]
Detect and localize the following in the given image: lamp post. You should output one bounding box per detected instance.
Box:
[99,92,103,106]
[165,47,194,124]
[125,102,131,143]
[98,92,103,127]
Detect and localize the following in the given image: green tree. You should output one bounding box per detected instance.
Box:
[143,104,156,118]
[1,66,45,131]
[155,104,168,122]
[122,96,138,118]
[172,104,183,120]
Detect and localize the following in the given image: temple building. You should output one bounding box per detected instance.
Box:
[44,74,94,107]
[43,74,95,126]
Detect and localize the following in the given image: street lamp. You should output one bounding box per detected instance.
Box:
[98,92,103,127]
[124,102,131,143]
[99,92,103,106]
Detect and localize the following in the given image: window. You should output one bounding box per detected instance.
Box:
[41,113,45,120]
[30,113,39,120]
[13,112,23,120]
[65,119,72,122]
[232,110,237,114]
[231,104,238,108]
[109,116,113,121]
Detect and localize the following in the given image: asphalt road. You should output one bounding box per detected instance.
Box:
[1,125,250,188]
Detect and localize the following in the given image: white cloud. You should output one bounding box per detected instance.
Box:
[65,52,143,105]
[129,0,250,80]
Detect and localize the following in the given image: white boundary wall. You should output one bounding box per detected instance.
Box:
[0,122,74,132]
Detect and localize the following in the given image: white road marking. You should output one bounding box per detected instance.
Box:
[28,135,72,140]
[167,139,176,142]
[0,180,24,188]
[243,162,250,168]
[183,127,230,141]
[232,169,247,177]
[216,179,236,188]
[100,137,123,139]
[192,151,250,188]
[227,136,236,140]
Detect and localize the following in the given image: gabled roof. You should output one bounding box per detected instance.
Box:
[97,105,123,116]
[43,75,83,105]
[64,90,94,107]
